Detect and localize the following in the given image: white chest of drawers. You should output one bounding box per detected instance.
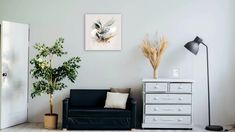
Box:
[142,79,193,129]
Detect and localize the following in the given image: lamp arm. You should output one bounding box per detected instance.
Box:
[201,42,211,126]
[201,42,208,48]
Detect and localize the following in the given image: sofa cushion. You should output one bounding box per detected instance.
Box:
[104,92,129,109]
[67,117,131,130]
[68,107,131,117]
[110,88,131,94]
[70,89,109,107]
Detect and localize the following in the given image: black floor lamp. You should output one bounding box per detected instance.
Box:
[184,36,223,131]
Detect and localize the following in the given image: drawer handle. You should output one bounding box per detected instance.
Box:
[154,97,159,100]
[177,118,183,122]
[153,118,158,121]
[178,108,183,111]
[178,86,183,89]
[154,85,159,89]
[178,97,184,100]
[154,108,159,111]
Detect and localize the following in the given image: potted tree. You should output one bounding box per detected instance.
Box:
[30,38,81,129]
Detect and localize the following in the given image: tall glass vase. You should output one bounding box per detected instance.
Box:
[153,68,158,79]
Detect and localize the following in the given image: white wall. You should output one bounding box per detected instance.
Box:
[0,0,235,127]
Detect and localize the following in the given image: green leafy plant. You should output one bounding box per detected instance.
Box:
[30,38,81,114]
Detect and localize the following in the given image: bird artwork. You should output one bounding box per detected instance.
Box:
[91,18,117,43]
[85,14,121,50]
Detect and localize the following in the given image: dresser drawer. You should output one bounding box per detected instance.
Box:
[145,116,191,124]
[146,94,191,104]
[145,105,191,115]
[170,83,192,93]
[145,83,167,92]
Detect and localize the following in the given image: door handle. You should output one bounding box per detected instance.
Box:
[2,73,7,77]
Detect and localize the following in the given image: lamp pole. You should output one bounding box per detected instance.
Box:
[201,43,211,126]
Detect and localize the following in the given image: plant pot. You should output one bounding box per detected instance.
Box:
[44,113,58,129]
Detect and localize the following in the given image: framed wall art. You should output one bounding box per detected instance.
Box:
[85,14,121,50]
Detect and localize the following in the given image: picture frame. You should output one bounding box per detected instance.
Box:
[85,14,122,50]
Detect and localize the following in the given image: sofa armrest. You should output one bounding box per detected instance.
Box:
[127,97,137,128]
[62,98,70,128]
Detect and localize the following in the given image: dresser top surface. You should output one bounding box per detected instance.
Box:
[142,78,194,83]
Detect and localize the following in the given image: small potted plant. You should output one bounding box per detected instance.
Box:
[30,38,81,129]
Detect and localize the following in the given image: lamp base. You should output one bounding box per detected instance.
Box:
[205,125,223,131]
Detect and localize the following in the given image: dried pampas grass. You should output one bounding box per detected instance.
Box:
[141,35,168,79]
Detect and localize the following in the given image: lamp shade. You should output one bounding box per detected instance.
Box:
[184,41,199,55]
[184,36,203,55]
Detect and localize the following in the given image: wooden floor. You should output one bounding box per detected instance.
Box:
[0,123,234,132]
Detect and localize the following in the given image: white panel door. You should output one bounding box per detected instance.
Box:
[0,21,29,129]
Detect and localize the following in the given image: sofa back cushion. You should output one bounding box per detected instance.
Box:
[70,89,109,107]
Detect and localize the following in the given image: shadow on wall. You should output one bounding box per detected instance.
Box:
[159,41,193,78]
[54,89,70,123]
[28,98,48,123]
[131,86,143,128]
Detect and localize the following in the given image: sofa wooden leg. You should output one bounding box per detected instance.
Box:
[131,128,136,132]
